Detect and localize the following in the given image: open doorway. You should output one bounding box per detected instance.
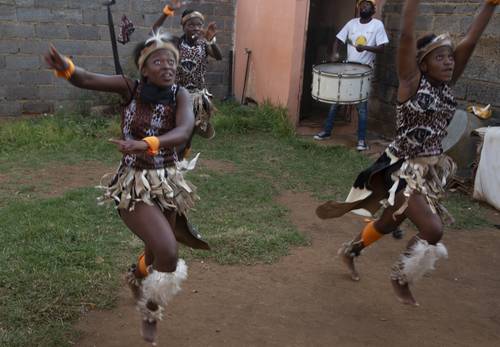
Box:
[299,0,357,131]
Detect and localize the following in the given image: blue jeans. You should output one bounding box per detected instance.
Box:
[323,102,368,142]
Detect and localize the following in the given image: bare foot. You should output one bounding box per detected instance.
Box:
[141,319,158,346]
[391,279,419,306]
[341,254,360,281]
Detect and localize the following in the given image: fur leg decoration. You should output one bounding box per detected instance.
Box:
[125,264,143,301]
[137,259,188,323]
[338,239,364,258]
[338,238,363,281]
[390,237,448,285]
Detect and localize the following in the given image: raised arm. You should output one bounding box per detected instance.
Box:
[44,45,134,100]
[204,22,223,60]
[451,1,498,84]
[397,0,421,102]
[152,1,183,32]
[152,14,168,33]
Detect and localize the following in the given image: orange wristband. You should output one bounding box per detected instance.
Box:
[54,57,75,80]
[163,5,175,16]
[143,136,160,156]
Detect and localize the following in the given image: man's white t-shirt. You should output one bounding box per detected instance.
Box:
[336,18,389,67]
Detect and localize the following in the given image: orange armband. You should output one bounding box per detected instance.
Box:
[361,221,383,247]
[143,136,160,156]
[54,57,75,80]
[136,253,149,278]
[163,5,175,16]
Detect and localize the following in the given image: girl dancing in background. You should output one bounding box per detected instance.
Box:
[153,1,222,143]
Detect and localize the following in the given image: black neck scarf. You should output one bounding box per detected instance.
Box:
[140,82,175,105]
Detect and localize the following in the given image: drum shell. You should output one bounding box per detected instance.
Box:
[443,109,485,178]
[311,63,372,105]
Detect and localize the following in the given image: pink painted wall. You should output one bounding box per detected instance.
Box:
[234,0,309,125]
[233,0,385,126]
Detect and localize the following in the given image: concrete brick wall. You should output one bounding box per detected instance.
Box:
[370,0,500,137]
[0,0,235,116]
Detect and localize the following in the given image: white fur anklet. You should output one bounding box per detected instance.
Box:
[137,259,188,322]
[390,237,448,285]
[126,265,142,288]
[139,302,164,323]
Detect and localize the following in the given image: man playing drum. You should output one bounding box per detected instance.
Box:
[314,0,388,151]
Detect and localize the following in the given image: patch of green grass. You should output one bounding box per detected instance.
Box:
[0,188,134,347]
[444,192,490,229]
[200,101,370,200]
[186,169,306,264]
[214,101,295,138]
[0,113,120,169]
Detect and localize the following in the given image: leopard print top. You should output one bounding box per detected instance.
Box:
[176,37,208,92]
[121,82,178,169]
[388,75,457,159]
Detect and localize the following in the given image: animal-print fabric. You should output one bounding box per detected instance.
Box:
[121,83,178,169]
[389,75,457,159]
[176,38,208,91]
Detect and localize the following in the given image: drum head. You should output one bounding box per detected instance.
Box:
[314,63,371,75]
[443,109,468,152]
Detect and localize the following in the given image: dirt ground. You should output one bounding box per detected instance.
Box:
[74,187,500,347]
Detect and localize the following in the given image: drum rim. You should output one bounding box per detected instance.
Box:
[311,94,369,104]
[313,63,372,77]
[313,62,371,68]
[313,70,372,78]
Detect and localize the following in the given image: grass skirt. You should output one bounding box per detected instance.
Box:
[97,155,200,215]
[316,149,456,224]
[191,89,215,139]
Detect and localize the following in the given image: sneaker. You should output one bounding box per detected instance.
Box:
[356,140,369,151]
[314,131,331,140]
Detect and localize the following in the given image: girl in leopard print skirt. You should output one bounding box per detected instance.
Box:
[45,31,209,345]
[153,2,223,143]
[316,0,498,306]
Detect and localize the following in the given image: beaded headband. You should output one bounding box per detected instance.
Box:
[181,11,205,25]
[417,33,454,64]
[357,0,376,7]
[138,31,179,72]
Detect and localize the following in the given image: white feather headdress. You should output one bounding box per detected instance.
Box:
[138,30,179,71]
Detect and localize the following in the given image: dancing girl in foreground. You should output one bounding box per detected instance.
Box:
[45,30,209,344]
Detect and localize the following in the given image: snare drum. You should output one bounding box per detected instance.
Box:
[311,63,372,105]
